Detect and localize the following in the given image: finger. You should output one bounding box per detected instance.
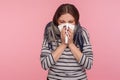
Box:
[68,31,72,37]
[68,27,73,34]
[68,30,73,39]
[68,28,73,36]
[61,27,66,33]
[61,27,66,38]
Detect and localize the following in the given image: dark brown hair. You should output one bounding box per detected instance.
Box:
[53,3,80,26]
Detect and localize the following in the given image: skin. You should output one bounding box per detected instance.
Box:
[52,13,83,63]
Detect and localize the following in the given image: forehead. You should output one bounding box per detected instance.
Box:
[58,13,75,21]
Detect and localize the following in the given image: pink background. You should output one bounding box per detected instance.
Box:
[0,0,120,80]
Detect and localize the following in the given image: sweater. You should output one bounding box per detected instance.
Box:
[40,27,93,80]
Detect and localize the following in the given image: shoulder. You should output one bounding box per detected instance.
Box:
[45,21,52,29]
[44,21,55,33]
[81,27,88,33]
[81,27,90,37]
[81,27,89,35]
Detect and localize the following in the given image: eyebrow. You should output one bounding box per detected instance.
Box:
[58,19,75,21]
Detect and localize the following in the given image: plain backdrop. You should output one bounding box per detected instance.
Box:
[0,0,120,80]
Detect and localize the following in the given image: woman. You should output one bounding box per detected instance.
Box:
[40,3,93,80]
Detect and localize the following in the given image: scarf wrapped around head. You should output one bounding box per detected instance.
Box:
[43,21,84,51]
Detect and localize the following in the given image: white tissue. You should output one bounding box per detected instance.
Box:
[58,23,75,44]
[58,23,75,32]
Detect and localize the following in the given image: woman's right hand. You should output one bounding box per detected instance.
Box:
[61,27,67,45]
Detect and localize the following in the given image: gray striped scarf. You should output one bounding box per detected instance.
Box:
[43,21,84,51]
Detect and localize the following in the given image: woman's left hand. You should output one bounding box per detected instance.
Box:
[67,27,74,45]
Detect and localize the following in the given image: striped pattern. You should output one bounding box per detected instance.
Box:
[40,27,93,80]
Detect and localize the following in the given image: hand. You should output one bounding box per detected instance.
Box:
[67,27,74,46]
[61,27,67,45]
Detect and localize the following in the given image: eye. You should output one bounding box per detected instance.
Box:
[58,20,66,24]
[68,20,75,23]
[59,21,65,23]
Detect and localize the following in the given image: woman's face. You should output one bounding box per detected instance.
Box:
[57,13,75,25]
